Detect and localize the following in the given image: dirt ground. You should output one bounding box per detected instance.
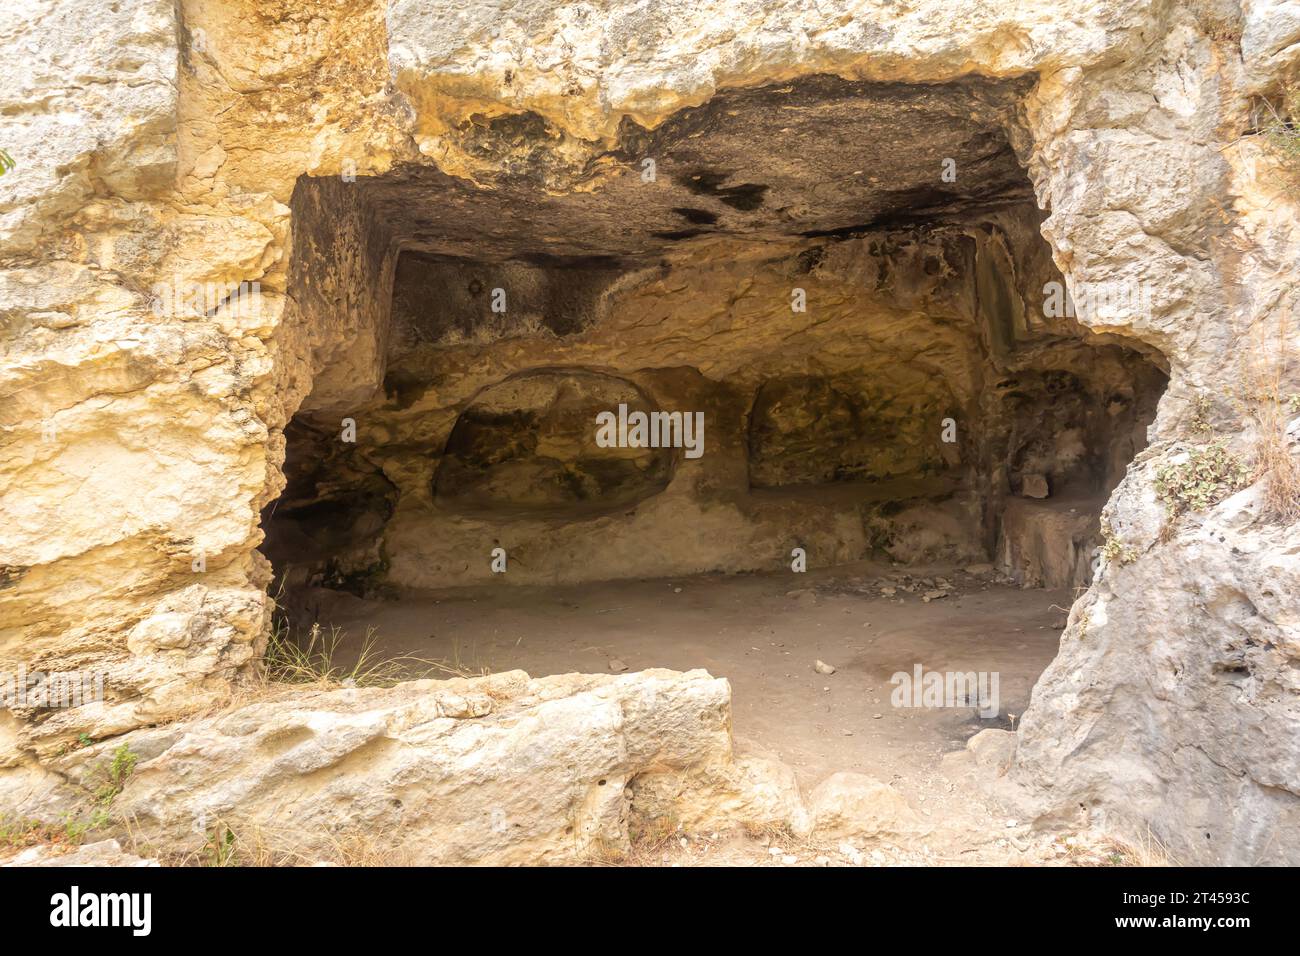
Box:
[313,560,1072,786]
[302,559,1099,865]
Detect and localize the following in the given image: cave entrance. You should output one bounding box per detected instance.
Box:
[261,75,1168,791]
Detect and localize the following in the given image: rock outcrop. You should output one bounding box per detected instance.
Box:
[21,669,814,864]
[1,0,1297,864]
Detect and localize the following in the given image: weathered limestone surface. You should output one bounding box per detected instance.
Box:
[1009,5,1300,865]
[1,0,1298,864]
[2,838,159,867]
[805,771,925,840]
[0,0,178,254]
[29,669,810,864]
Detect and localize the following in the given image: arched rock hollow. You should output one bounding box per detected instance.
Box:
[0,0,1297,866]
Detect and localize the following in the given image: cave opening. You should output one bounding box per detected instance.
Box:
[260,74,1167,786]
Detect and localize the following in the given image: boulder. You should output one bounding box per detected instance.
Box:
[967,729,1017,777]
[804,772,921,840]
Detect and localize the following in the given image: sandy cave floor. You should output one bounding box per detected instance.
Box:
[312,560,1072,787]
[297,560,1121,866]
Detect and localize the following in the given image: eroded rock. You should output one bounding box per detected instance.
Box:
[805,772,923,841]
[1,0,1297,867]
[34,669,768,865]
[2,839,159,868]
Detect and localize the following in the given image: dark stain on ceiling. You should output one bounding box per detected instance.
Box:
[304,72,1038,262]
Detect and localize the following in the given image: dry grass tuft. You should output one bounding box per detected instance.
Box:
[1030,826,1179,867]
[258,578,490,693]
[129,817,417,868]
[1237,317,1300,522]
[740,819,798,846]
[1258,84,1300,168]
[263,620,417,688]
[582,811,681,866]
[319,831,417,867]
[1092,827,1180,867]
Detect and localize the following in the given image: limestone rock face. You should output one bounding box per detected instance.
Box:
[385,0,1127,156]
[1017,483,1300,864]
[39,669,754,865]
[1,0,1298,866]
[0,0,178,253]
[1007,6,1300,864]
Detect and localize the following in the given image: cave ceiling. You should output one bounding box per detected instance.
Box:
[344,73,1037,263]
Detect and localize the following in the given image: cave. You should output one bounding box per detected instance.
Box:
[260,75,1168,785]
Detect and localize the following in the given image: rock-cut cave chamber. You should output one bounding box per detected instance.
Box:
[261,75,1167,779]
